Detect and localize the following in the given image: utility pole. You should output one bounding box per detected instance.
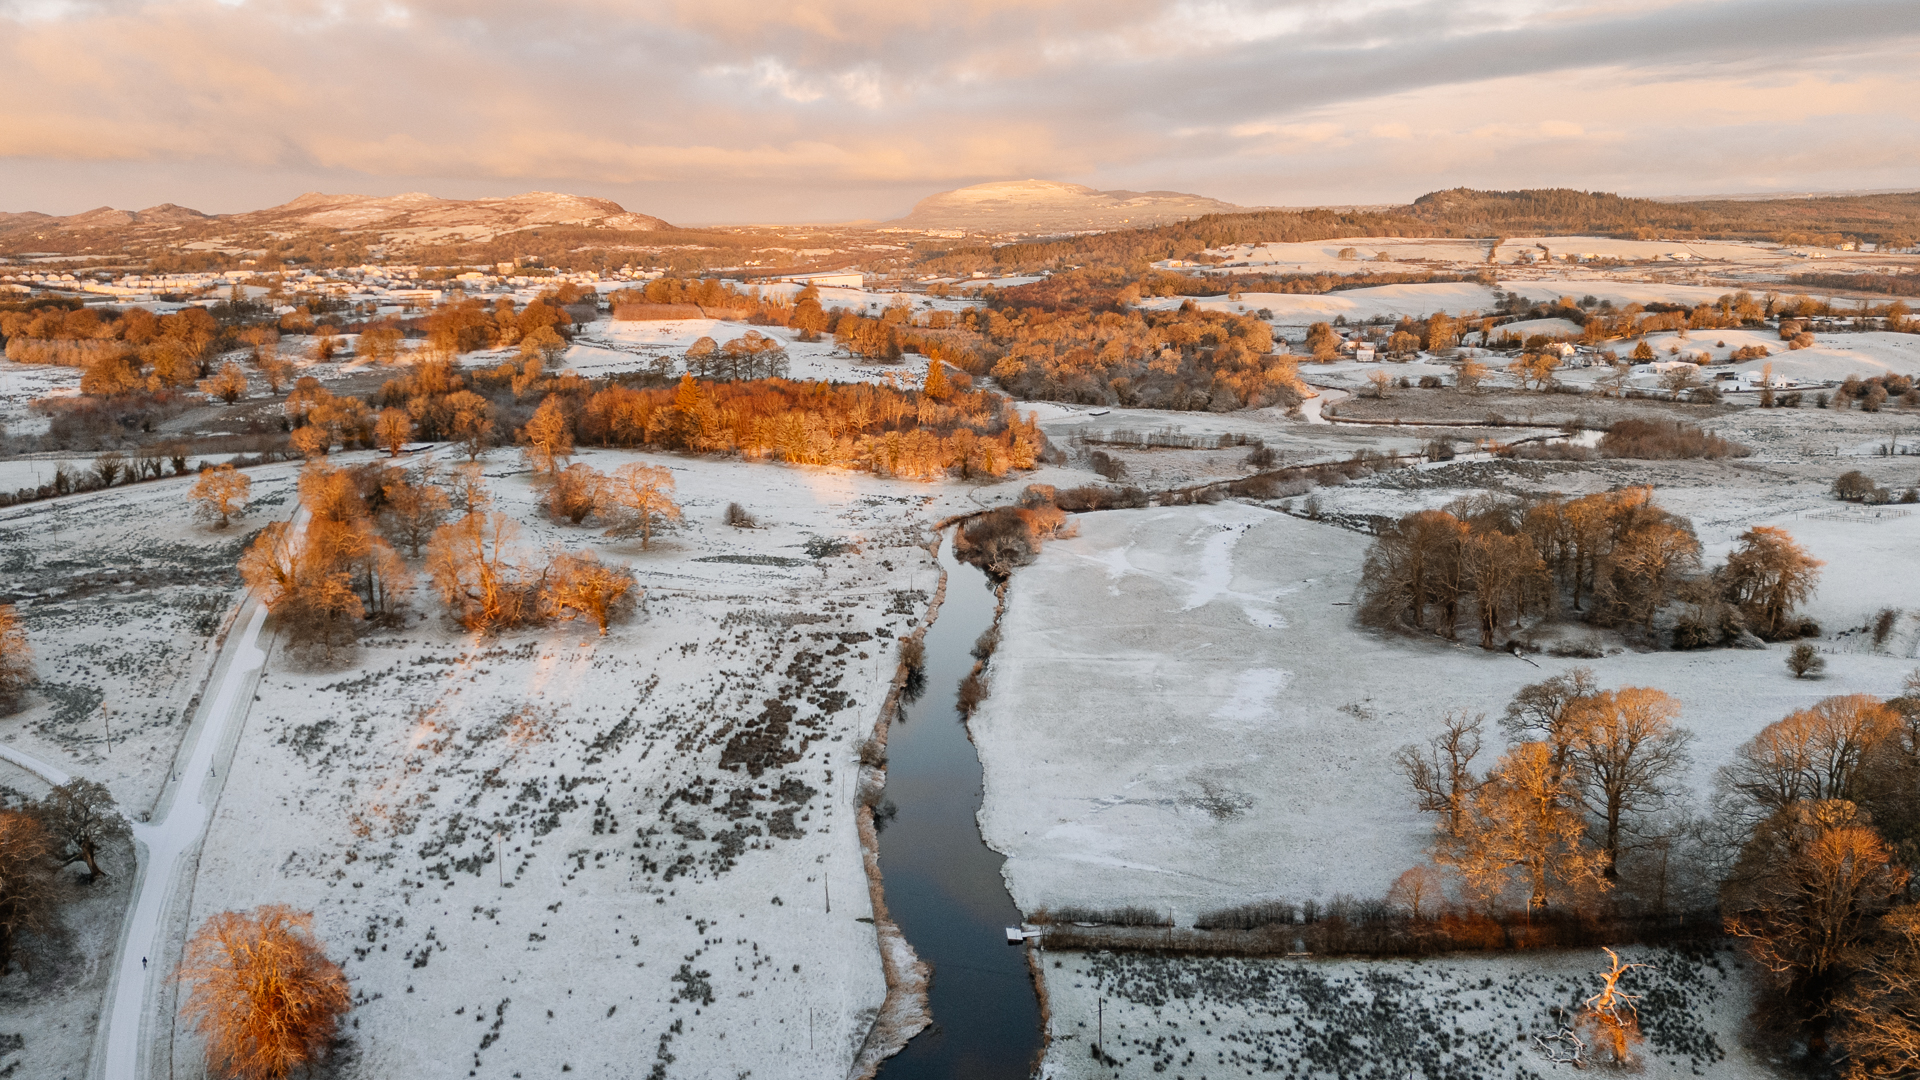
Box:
[1098,996,1103,1052]
[101,704,112,754]
[496,831,504,888]
[824,877,831,914]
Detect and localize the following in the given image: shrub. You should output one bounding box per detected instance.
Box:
[1787,642,1826,679]
[724,502,757,528]
[1051,485,1148,511]
[1835,470,1880,502]
[955,669,989,713]
[1872,608,1900,649]
[1599,420,1749,460]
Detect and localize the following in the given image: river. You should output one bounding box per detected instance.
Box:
[875,535,1043,1079]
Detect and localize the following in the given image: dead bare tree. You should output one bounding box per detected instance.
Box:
[1576,948,1648,1066]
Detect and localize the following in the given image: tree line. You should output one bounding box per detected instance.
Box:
[1395,668,1920,1071]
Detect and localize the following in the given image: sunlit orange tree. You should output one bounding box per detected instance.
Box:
[177,905,351,1080]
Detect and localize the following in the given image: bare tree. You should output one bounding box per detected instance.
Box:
[177,905,351,1080]
[1501,667,1601,778]
[1723,800,1906,1006]
[1722,526,1823,639]
[0,604,32,715]
[198,361,250,404]
[1833,904,1920,1077]
[373,407,412,457]
[445,390,495,461]
[1359,510,1468,634]
[1789,643,1827,679]
[598,463,682,549]
[544,550,638,635]
[1718,695,1901,829]
[519,394,573,475]
[377,470,450,558]
[1463,529,1545,649]
[426,512,537,631]
[1395,710,1486,837]
[41,778,129,883]
[1385,864,1448,919]
[545,462,605,525]
[1437,741,1610,915]
[1563,687,1693,874]
[189,464,252,529]
[0,810,55,975]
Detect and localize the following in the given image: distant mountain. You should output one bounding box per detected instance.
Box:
[0,191,673,253]
[890,180,1249,233]
[238,191,671,236]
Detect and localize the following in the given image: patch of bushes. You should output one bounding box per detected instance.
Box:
[1598,419,1749,460]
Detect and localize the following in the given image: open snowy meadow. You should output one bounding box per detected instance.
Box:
[160,451,990,1079]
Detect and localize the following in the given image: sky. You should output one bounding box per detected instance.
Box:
[1,0,1918,224]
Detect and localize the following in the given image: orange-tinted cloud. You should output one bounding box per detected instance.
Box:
[0,0,1916,219]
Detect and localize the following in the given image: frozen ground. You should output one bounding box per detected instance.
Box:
[173,450,1003,1080]
[972,502,1920,918]
[1138,283,1502,326]
[0,358,78,437]
[0,465,283,814]
[0,465,287,1080]
[1036,945,1769,1080]
[1204,235,1905,277]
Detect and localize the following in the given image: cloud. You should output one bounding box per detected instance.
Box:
[0,0,1916,219]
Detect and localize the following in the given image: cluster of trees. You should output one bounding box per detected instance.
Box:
[416,295,573,357]
[685,331,790,380]
[1,304,231,394]
[0,778,129,974]
[978,302,1304,411]
[1359,489,1820,648]
[510,374,1043,481]
[235,459,644,645]
[1833,470,1920,506]
[1833,373,1920,412]
[1399,671,1920,1068]
[909,189,1920,279]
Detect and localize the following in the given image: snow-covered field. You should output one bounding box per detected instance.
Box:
[0,463,288,1080]
[1138,283,1503,326]
[569,318,932,386]
[0,358,78,437]
[972,501,1920,918]
[1036,945,1766,1080]
[0,465,281,813]
[1204,235,1875,274]
[171,450,1000,1079]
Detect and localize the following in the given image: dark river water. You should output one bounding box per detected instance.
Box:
[874,536,1043,1079]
